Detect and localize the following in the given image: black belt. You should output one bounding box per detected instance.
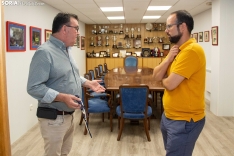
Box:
[57,110,74,115]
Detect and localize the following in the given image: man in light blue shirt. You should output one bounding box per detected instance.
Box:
[27,12,105,156]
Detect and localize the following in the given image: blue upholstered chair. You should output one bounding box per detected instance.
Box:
[116,84,152,141]
[89,69,105,86]
[79,87,113,135]
[94,66,105,80]
[98,64,106,76]
[124,56,138,67]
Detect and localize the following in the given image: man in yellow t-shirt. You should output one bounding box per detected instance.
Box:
[153,10,206,156]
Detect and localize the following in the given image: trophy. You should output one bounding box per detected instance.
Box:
[90,36,94,46]
[98,26,102,34]
[124,27,129,39]
[112,35,117,48]
[158,24,162,31]
[106,49,110,57]
[105,36,109,46]
[157,36,165,43]
[125,39,131,48]
[119,24,123,34]
[130,27,135,38]
[97,36,102,46]
[136,27,141,39]
[92,25,97,34]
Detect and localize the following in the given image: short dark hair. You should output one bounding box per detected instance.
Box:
[171,10,194,34]
[52,12,79,34]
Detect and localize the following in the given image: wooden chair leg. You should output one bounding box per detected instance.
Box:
[79,113,83,125]
[148,117,150,130]
[110,113,113,132]
[118,116,120,129]
[143,118,151,142]
[102,113,104,122]
[117,118,125,141]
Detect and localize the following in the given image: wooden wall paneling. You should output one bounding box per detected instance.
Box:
[95,58,105,68]
[142,58,162,69]
[114,58,124,67]
[105,58,116,70]
[0,5,12,156]
[86,58,97,72]
[138,57,143,67]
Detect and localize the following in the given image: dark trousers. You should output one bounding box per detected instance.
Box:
[161,113,205,156]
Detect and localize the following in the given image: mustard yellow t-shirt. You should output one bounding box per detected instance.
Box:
[163,38,206,122]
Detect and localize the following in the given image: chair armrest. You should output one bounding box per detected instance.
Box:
[87,92,110,98]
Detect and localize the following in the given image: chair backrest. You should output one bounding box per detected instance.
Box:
[94,67,101,78]
[124,56,138,67]
[98,64,104,75]
[84,73,91,80]
[119,84,149,113]
[103,63,108,73]
[89,70,95,80]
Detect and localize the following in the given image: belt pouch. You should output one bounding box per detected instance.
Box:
[37,107,57,119]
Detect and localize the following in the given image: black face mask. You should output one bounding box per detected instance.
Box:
[169,32,182,43]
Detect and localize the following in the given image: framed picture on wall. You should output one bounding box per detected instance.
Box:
[81,36,85,50]
[30,26,41,50]
[76,35,80,48]
[211,26,218,45]
[162,44,170,50]
[6,21,26,52]
[204,31,209,42]
[193,33,198,42]
[44,29,52,42]
[199,32,203,42]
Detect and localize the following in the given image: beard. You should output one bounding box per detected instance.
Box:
[168,32,182,44]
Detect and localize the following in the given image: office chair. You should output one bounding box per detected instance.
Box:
[116,84,152,141]
[79,87,113,135]
[124,56,138,67]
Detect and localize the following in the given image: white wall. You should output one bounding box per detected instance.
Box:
[193,9,212,101]
[4,0,86,144]
[210,0,234,116]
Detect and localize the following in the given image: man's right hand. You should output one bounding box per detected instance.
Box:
[167,45,180,62]
[55,93,81,109]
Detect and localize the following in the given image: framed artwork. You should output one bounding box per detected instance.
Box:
[199,32,203,42]
[211,26,218,45]
[81,36,85,50]
[44,29,52,42]
[126,52,132,56]
[162,44,170,50]
[204,31,209,42]
[132,53,137,57]
[30,26,41,50]
[193,33,198,42]
[112,52,119,57]
[76,35,80,48]
[6,21,26,52]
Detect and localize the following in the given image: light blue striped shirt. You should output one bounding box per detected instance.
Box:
[27,35,86,112]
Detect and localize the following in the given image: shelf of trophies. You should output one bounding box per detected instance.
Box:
[85,23,170,59]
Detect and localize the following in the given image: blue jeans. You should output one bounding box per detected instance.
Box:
[161,113,205,156]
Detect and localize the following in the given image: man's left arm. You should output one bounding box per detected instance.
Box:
[81,77,105,92]
[162,73,185,91]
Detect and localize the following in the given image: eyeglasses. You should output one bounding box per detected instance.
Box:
[65,25,79,31]
[165,22,182,30]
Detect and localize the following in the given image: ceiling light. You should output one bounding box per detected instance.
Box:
[143,16,161,19]
[107,16,125,20]
[100,7,123,12]
[147,6,171,10]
